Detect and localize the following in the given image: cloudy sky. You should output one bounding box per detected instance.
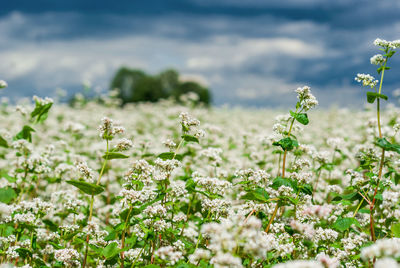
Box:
[0,0,400,107]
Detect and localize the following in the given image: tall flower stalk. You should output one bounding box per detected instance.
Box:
[81,117,127,267]
[355,38,400,242]
[266,86,318,232]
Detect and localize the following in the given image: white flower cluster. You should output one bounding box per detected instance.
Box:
[75,160,94,181]
[154,246,183,265]
[273,260,323,268]
[124,248,143,262]
[193,176,231,194]
[295,86,318,111]
[124,159,153,185]
[370,54,385,65]
[361,238,400,260]
[119,188,157,205]
[163,139,176,150]
[98,117,125,139]
[114,138,133,151]
[33,95,54,105]
[199,147,223,164]
[374,38,400,49]
[0,80,7,89]
[179,112,200,130]
[236,169,271,185]
[54,248,80,266]
[354,73,378,88]
[202,214,276,264]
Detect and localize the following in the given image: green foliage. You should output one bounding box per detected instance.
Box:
[0,187,16,203]
[392,222,400,237]
[366,92,388,104]
[102,242,120,259]
[14,125,35,142]
[273,137,299,151]
[0,134,8,148]
[290,111,309,125]
[241,187,270,203]
[66,180,104,195]
[333,217,361,232]
[157,152,183,161]
[31,101,53,123]
[182,134,199,143]
[375,138,400,154]
[110,67,211,105]
[102,152,129,160]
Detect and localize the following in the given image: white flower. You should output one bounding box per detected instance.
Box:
[355,73,378,88]
[115,138,133,151]
[295,86,318,110]
[0,80,7,89]
[374,38,400,49]
[370,54,385,65]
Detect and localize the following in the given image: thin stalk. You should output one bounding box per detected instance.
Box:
[282,117,296,178]
[131,247,145,268]
[353,199,364,217]
[265,202,279,233]
[173,138,184,159]
[268,114,297,232]
[120,205,133,268]
[83,140,109,268]
[369,55,388,244]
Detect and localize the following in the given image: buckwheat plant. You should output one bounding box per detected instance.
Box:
[263,86,318,232]
[353,38,400,264]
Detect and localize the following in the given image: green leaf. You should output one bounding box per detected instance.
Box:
[31,101,53,123]
[333,217,360,232]
[300,184,313,195]
[15,248,32,258]
[290,111,309,125]
[158,152,183,161]
[391,222,400,237]
[241,187,270,203]
[366,92,388,104]
[272,137,299,151]
[375,138,400,154]
[66,180,104,195]
[377,66,390,74]
[14,125,35,142]
[42,219,58,232]
[271,177,297,191]
[0,135,8,148]
[0,187,16,204]
[384,50,396,58]
[332,191,359,202]
[102,242,120,259]
[182,134,199,143]
[102,152,129,160]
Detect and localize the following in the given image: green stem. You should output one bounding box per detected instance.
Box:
[131,247,145,268]
[173,138,184,160]
[120,205,133,268]
[369,54,389,243]
[353,199,364,217]
[83,139,109,268]
[195,233,202,250]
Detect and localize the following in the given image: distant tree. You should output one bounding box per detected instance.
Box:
[110,67,146,104]
[173,81,211,105]
[131,76,166,102]
[110,67,211,105]
[158,69,180,95]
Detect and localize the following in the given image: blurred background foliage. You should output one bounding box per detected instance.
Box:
[110,67,211,105]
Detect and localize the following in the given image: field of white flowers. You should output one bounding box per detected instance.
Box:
[0,39,400,268]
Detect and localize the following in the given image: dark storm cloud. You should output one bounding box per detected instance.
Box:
[0,0,399,107]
